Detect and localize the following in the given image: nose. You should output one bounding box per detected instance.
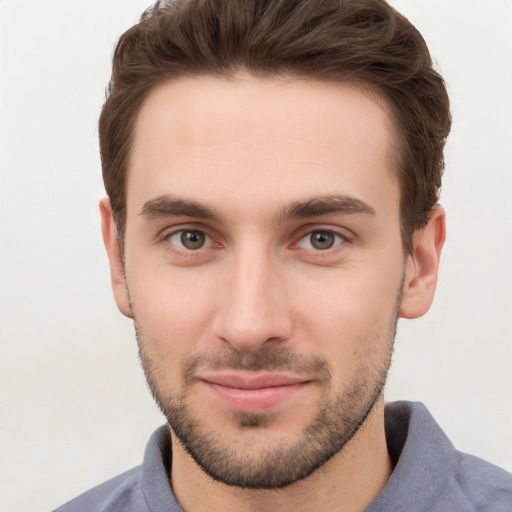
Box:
[212,248,293,352]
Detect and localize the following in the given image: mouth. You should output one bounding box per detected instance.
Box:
[199,373,312,412]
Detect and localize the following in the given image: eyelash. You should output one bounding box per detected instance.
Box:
[160,226,218,256]
[295,229,346,251]
[159,226,350,256]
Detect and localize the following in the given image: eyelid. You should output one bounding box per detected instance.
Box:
[292,224,353,244]
[158,222,210,239]
[169,230,213,250]
[297,230,345,250]
[156,222,352,255]
[158,224,221,252]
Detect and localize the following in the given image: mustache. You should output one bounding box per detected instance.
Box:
[182,346,331,385]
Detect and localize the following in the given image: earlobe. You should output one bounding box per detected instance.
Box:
[399,206,446,319]
[99,198,133,318]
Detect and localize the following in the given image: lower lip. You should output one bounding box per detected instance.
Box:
[201,381,310,412]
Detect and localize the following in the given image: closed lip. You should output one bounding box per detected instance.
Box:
[199,373,311,389]
[199,373,313,412]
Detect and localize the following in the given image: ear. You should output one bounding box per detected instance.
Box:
[399,206,446,319]
[99,198,133,318]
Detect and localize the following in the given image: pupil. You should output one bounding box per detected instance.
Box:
[311,231,334,250]
[181,231,205,250]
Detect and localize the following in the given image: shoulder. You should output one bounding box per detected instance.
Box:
[378,401,512,512]
[451,451,512,511]
[53,425,179,512]
[53,466,146,512]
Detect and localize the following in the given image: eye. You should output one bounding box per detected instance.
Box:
[297,230,345,251]
[168,229,212,251]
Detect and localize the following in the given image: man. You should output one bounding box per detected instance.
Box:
[55,0,512,510]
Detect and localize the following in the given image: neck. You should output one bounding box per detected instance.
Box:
[169,397,392,512]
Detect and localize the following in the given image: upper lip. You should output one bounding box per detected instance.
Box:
[200,373,310,389]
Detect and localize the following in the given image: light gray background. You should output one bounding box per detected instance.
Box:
[1,1,511,511]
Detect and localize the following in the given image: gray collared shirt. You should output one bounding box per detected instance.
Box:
[53,401,512,511]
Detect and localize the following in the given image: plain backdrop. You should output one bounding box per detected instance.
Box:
[1,1,511,511]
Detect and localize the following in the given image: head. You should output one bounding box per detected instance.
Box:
[99,0,449,491]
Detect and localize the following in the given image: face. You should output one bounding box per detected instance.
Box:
[112,75,411,488]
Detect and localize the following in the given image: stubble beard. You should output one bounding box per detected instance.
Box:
[134,288,401,490]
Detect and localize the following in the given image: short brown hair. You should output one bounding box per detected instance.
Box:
[99,0,451,252]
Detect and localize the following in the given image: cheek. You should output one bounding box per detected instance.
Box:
[127,265,219,364]
[294,261,402,326]
[291,265,401,373]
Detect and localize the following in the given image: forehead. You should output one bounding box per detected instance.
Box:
[127,74,399,221]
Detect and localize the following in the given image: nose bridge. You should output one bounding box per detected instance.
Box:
[213,241,292,351]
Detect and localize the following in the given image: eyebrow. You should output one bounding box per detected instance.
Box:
[139,193,376,224]
[140,195,224,222]
[275,195,376,223]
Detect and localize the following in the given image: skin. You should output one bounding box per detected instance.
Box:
[101,75,445,512]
